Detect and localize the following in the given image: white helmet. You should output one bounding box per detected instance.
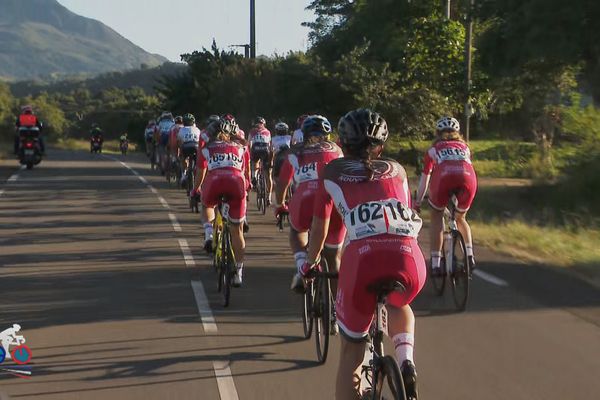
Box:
[436,116,460,132]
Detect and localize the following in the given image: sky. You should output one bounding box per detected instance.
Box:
[57,0,315,62]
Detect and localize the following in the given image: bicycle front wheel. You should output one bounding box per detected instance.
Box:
[222,228,233,307]
[302,282,314,339]
[450,231,470,311]
[372,355,406,400]
[315,272,331,363]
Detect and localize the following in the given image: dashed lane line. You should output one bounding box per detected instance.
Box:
[1,165,26,197]
[190,280,218,334]
[178,239,196,267]
[213,361,240,400]
[474,270,509,287]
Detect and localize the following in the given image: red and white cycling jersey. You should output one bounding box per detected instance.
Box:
[422,140,477,211]
[315,158,422,241]
[198,140,249,174]
[249,127,272,148]
[168,124,183,153]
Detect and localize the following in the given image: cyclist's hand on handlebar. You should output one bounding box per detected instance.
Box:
[300,260,320,279]
[274,203,288,219]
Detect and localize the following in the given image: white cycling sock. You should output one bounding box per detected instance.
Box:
[203,223,213,241]
[465,244,474,257]
[431,251,442,269]
[236,262,244,271]
[393,333,414,364]
[294,251,307,273]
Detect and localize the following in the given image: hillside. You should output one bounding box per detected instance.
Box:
[0,0,167,81]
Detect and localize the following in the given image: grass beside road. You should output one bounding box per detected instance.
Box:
[53,138,139,154]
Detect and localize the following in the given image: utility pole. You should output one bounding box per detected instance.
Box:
[445,0,451,19]
[463,0,474,142]
[231,44,250,58]
[250,0,256,58]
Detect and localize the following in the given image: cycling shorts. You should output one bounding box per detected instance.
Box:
[159,133,170,147]
[336,236,426,341]
[251,145,271,168]
[181,143,198,160]
[289,187,346,248]
[428,166,477,212]
[201,171,247,223]
[272,151,287,178]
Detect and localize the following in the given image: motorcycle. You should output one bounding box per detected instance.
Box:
[18,127,43,170]
[120,139,129,155]
[90,136,103,154]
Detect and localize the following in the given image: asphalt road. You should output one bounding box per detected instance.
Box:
[0,150,599,399]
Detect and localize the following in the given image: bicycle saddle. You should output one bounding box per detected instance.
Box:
[367,279,407,296]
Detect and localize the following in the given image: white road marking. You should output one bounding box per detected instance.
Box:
[191,281,218,334]
[178,239,196,267]
[159,196,170,209]
[138,176,148,185]
[0,190,4,197]
[7,173,19,182]
[474,270,509,287]
[213,361,240,400]
[169,213,182,231]
[149,186,158,194]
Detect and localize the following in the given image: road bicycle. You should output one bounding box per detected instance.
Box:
[184,154,199,213]
[360,280,409,400]
[255,164,267,215]
[429,194,472,311]
[165,154,180,187]
[212,197,236,307]
[276,210,288,232]
[302,259,338,364]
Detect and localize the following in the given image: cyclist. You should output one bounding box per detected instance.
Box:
[154,112,175,174]
[193,118,251,286]
[274,115,345,292]
[90,124,103,152]
[415,116,477,275]
[144,119,156,156]
[248,116,273,204]
[177,113,201,186]
[201,114,221,147]
[291,114,308,145]
[302,109,424,400]
[169,116,184,157]
[271,122,292,181]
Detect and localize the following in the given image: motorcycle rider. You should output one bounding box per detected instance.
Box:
[90,124,104,152]
[14,105,44,155]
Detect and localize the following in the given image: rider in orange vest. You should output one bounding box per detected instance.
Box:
[14,105,44,154]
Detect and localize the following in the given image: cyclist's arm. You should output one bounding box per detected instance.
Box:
[306,179,333,264]
[275,157,294,205]
[416,151,434,205]
[194,149,209,192]
[243,148,251,184]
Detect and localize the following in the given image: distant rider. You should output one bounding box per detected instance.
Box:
[14,105,44,155]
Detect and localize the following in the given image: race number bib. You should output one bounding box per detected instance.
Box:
[253,134,269,144]
[294,162,318,184]
[208,152,244,171]
[183,131,199,143]
[436,148,470,163]
[345,199,422,241]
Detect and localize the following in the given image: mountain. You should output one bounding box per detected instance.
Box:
[0,0,167,81]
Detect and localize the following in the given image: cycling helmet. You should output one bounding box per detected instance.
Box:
[301,115,332,137]
[222,114,239,133]
[275,122,289,135]
[205,114,221,127]
[207,118,235,138]
[182,113,195,126]
[296,114,309,128]
[338,109,389,147]
[175,115,183,124]
[21,105,33,114]
[253,116,266,126]
[160,111,174,121]
[436,116,460,132]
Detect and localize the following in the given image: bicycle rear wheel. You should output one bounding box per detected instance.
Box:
[260,173,267,215]
[302,282,314,339]
[429,255,446,296]
[450,231,470,311]
[372,355,406,400]
[315,271,331,364]
[222,228,233,307]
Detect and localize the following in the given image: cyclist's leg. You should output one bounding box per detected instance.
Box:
[335,337,366,400]
[455,177,477,263]
[288,190,313,289]
[264,153,273,204]
[428,174,449,271]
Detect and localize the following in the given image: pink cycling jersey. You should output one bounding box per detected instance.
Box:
[278,141,345,246]
[314,158,425,339]
[249,127,272,148]
[422,140,477,212]
[198,140,250,223]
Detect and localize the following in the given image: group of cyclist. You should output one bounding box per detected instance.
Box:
[142,110,478,400]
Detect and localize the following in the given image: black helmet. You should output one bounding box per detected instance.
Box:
[275,122,289,135]
[207,118,235,138]
[175,115,183,124]
[338,109,388,148]
[205,114,220,127]
[253,116,266,126]
[301,115,332,137]
[183,113,195,126]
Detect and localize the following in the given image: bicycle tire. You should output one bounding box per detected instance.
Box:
[450,231,470,311]
[260,173,267,215]
[430,246,447,296]
[315,267,331,364]
[222,226,232,307]
[302,282,314,339]
[372,355,407,400]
